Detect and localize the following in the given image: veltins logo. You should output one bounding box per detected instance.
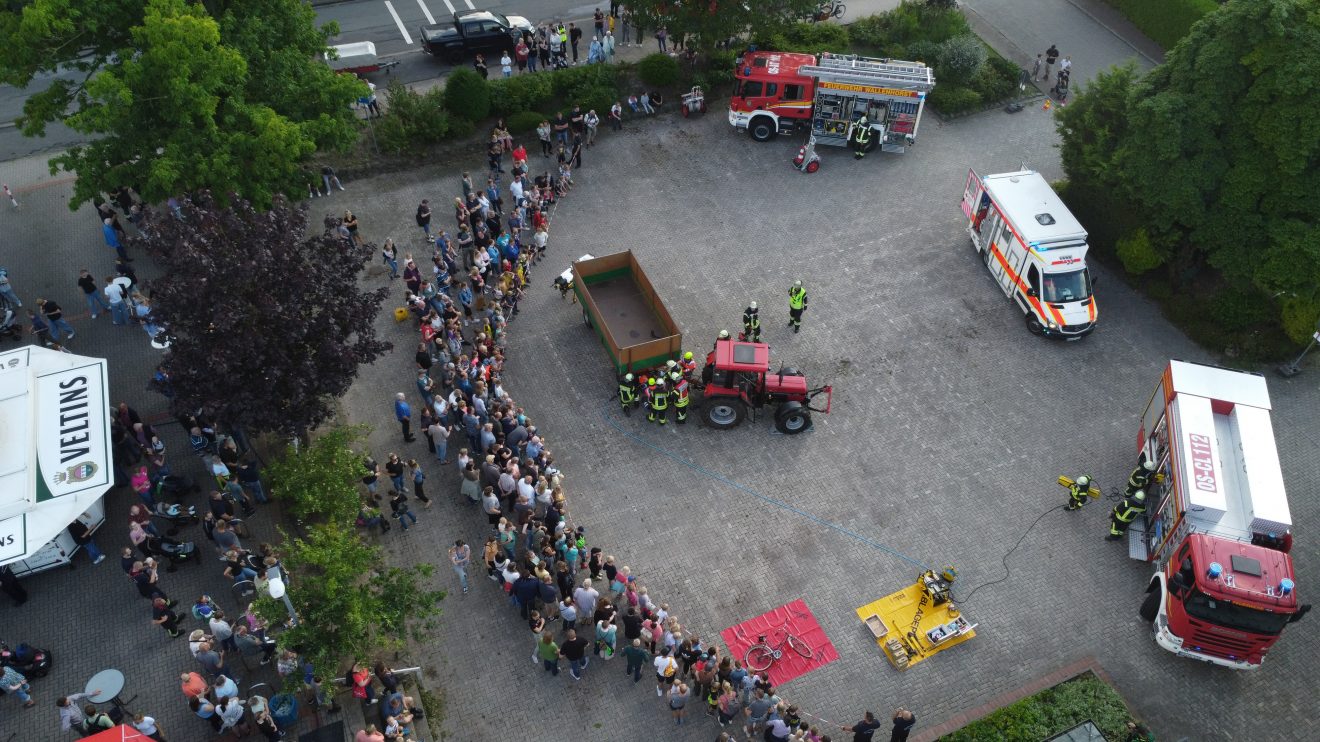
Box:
[52,461,99,486]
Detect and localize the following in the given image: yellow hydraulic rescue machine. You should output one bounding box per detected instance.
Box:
[856,567,976,670]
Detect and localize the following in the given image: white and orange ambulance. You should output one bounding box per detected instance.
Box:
[960,169,1097,339]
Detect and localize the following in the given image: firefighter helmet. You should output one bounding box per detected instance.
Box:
[1076,475,1090,487]
[666,360,677,370]
[624,373,633,382]
[749,301,757,311]
[1142,460,1156,472]
[670,372,680,382]
[793,280,802,288]
[1131,489,1146,504]
[683,351,693,360]
[718,330,730,339]
[647,378,656,387]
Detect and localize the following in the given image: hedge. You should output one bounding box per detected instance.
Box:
[1104,0,1217,49]
[444,67,492,121]
[637,53,681,88]
[939,673,1133,742]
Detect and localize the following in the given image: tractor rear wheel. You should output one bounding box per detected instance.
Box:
[703,398,746,429]
[775,401,812,434]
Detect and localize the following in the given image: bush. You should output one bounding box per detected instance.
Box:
[374,114,411,155]
[379,80,452,150]
[941,673,1133,742]
[969,61,1015,103]
[1115,228,1166,275]
[1281,297,1320,345]
[550,64,618,97]
[443,68,491,121]
[1209,288,1275,332]
[1105,0,1217,49]
[488,74,554,117]
[906,40,940,66]
[506,110,547,135]
[638,53,681,88]
[936,34,987,86]
[780,21,850,51]
[927,85,981,115]
[573,85,619,118]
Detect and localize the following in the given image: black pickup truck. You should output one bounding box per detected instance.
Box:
[419,10,535,64]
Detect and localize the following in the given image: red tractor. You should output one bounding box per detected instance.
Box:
[699,339,833,434]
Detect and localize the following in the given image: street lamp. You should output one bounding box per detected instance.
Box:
[1276,314,1320,378]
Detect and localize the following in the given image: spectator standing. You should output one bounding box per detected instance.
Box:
[668,682,690,725]
[559,628,589,680]
[408,459,432,507]
[449,539,471,594]
[604,32,616,61]
[1044,44,1059,80]
[102,218,130,262]
[585,110,600,145]
[2,665,35,708]
[322,166,345,193]
[66,520,103,563]
[569,22,582,63]
[500,52,513,77]
[38,298,75,343]
[537,633,561,676]
[416,200,433,242]
[622,638,650,683]
[537,121,553,157]
[594,8,606,39]
[609,102,623,131]
[474,53,488,78]
[394,393,415,442]
[0,267,20,307]
[656,27,668,53]
[1030,53,1044,80]
[56,690,95,734]
[103,274,130,325]
[77,270,110,319]
[132,712,167,741]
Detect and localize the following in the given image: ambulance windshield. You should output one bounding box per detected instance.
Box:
[1041,269,1090,303]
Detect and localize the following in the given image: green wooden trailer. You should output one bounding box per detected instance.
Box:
[571,251,682,374]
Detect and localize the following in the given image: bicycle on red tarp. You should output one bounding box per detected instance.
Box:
[743,628,815,672]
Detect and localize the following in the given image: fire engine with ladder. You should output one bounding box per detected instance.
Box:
[1132,360,1308,668]
[729,51,936,158]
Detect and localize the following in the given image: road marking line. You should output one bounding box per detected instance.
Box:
[440,0,455,13]
[415,0,436,25]
[463,0,475,9]
[384,1,414,45]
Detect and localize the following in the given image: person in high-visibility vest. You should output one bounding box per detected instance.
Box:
[679,351,697,380]
[851,115,872,160]
[742,302,761,342]
[670,371,690,424]
[1107,489,1147,540]
[1125,459,1157,497]
[618,373,637,416]
[787,281,808,333]
[649,378,669,425]
[1065,474,1094,511]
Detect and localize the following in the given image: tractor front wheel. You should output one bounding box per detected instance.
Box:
[703,398,747,429]
[775,401,812,434]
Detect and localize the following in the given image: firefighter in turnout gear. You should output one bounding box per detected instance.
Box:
[680,351,697,380]
[788,281,808,333]
[1065,475,1094,511]
[618,373,637,416]
[851,115,872,160]
[1126,458,1158,497]
[1107,489,1148,540]
[713,329,730,351]
[649,377,670,424]
[742,302,761,342]
[671,371,690,424]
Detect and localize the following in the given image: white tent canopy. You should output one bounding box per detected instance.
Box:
[0,345,112,568]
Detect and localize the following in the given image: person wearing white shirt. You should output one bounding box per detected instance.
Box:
[500,52,513,77]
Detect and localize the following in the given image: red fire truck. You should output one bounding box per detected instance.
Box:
[728,51,935,153]
[1132,360,1308,668]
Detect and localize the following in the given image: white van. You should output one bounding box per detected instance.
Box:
[960,169,1097,339]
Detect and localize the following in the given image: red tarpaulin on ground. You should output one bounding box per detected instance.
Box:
[720,599,839,687]
[84,725,150,742]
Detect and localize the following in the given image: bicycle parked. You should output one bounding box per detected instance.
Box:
[743,628,814,672]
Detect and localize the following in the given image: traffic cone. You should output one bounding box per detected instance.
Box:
[1042,99,1052,112]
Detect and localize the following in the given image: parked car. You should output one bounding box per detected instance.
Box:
[419,10,535,64]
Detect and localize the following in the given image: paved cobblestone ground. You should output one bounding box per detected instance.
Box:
[3,83,1317,742]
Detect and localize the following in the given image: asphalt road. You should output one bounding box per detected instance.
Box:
[317,0,610,85]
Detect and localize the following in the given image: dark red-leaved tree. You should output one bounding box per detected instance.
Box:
[128,193,391,436]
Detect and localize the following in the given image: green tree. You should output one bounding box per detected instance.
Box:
[0,0,362,209]
[629,0,820,55]
[1057,0,1320,343]
[266,426,371,524]
[254,523,444,678]
[255,425,444,678]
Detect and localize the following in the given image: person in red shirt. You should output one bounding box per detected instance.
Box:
[515,39,530,73]
[180,672,208,699]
